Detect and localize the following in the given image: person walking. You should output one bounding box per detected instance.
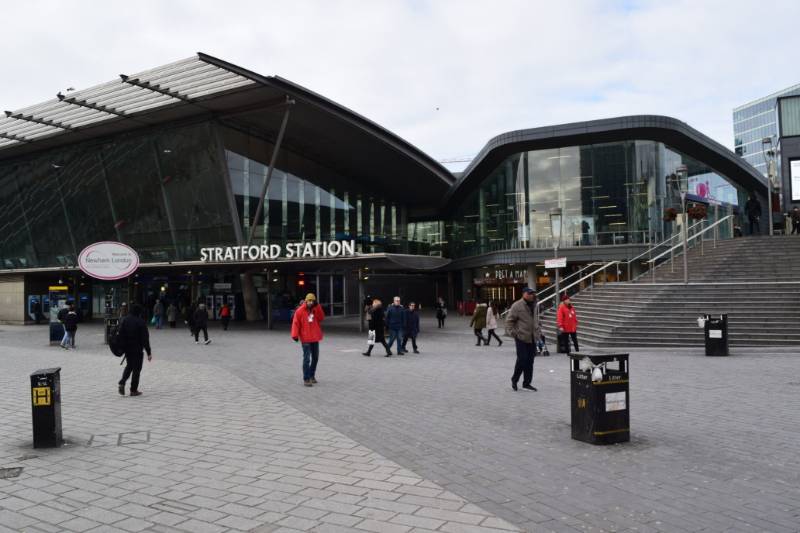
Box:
[363,299,392,356]
[117,304,153,397]
[402,302,421,354]
[193,303,211,344]
[505,288,542,391]
[435,297,447,328]
[385,296,407,355]
[186,301,197,337]
[485,301,503,346]
[745,195,762,235]
[166,302,177,329]
[60,303,79,349]
[220,303,231,331]
[469,302,488,346]
[291,293,325,386]
[152,299,164,329]
[557,294,579,354]
[791,207,800,235]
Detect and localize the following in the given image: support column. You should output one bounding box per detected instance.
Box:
[266,275,273,330]
[526,264,536,290]
[240,271,260,322]
[358,268,365,333]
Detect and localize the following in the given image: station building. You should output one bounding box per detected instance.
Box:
[0,54,767,324]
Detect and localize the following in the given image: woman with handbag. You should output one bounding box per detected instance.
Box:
[435,297,447,328]
[363,299,392,357]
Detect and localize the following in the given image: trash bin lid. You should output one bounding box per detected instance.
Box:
[30,367,61,377]
[568,353,628,362]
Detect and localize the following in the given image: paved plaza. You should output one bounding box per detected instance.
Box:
[1,315,799,532]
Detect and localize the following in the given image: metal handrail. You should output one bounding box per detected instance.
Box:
[648,215,733,264]
[536,262,603,298]
[625,219,704,265]
[537,260,619,312]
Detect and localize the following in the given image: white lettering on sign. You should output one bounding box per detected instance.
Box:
[709,329,723,339]
[78,242,139,280]
[200,240,357,263]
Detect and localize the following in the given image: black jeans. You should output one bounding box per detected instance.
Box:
[793,221,800,235]
[119,353,144,392]
[512,339,535,386]
[402,334,418,352]
[221,317,230,330]
[749,217,760,235]
[195,326,208,342]
[474,328,486,345]
[437,317,445,328]
[560,332,579,353]
[365,340,391,355]
[486,329,502,345]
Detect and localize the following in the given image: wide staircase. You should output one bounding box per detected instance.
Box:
[538,235,800,347]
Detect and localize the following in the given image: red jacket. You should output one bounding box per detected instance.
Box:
[557,303,578,333]
[291,303,325,343]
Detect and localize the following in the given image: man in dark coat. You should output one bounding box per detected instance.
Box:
[402,302,421,354]
[193,303,211,344]
[60,303,79,349]
[363,299,392,356]
[385,296,407,355]
[118,304,152,396]
[745,195,762,235]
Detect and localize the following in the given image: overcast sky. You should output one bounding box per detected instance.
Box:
[2,0,798,170]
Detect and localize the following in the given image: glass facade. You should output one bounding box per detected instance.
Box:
[444,140,746,259]
[733,84,800,174]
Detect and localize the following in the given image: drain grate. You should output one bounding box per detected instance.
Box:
[0,467,23,479]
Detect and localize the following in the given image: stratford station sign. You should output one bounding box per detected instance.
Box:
[200,240,356,263]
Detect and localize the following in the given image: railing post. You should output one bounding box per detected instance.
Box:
[590,274,593,299]
[701,220,705,256]
[651,260,656,283]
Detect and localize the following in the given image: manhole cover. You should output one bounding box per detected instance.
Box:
[0,467,23,479]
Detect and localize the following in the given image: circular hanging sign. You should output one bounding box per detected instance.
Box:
[77,241,139,280]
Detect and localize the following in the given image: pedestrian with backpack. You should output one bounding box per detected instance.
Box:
[193,303,211,344]
[117,304,152,396]
[60,303,79,349]
[220,303,231,331]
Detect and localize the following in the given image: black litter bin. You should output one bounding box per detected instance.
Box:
[704,314,729,356]
[570,353,629,445]
[30,368,62,448]
[105,317,119,345]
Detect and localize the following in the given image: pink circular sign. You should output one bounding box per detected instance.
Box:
[77,241,139,280]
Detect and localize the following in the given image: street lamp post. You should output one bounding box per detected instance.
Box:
[676,165,689,285]
[762,137,776,236]
[549,207,563,308]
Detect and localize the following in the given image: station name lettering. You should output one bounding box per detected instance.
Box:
[200,240,356,263]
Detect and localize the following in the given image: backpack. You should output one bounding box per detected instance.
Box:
[108,318,125,357]
[57,307,68,322]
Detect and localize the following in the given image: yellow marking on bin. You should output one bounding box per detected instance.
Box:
[32,387,51,407]
[592,379,629,386]
[592,428,629,436]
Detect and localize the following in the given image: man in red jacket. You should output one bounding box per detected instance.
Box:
[557,294,579,354]
[291,293,325,387]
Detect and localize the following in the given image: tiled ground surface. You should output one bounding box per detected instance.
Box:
[2,315,800,532]
[0,326,520,533]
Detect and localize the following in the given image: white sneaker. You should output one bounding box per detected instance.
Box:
[204,339,211,345]
[195,341,199,344]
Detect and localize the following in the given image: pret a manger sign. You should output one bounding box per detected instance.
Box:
[201,240,356,263]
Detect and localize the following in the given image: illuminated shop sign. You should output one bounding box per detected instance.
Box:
[200,240,356,263]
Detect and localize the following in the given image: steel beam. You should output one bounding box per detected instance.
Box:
[4,111,74,130]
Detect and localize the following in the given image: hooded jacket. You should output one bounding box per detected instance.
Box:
[291,303,325,343]
[557,303,578,333]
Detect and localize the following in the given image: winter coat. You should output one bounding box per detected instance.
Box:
[470,304,488,330]
[166,305,177,322]
[745,198,762,220]
[368,306,387,342]
[291,303,325,343]
[193,307,209,328]
[153,301,163,317]
[435,301,447,318]
[505,298,542,344]
[486,307,498,330]
[220,305,231,318]
[118,314,151,357]
[63,310,79,332]
[385,304,406,330]
[557,303,578,333]
[404,310,420,337]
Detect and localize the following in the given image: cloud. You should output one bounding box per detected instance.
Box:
[1,0,799,169]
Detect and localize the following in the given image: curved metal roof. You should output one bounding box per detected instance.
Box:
[0,53,454,204]
[443,115,767,210]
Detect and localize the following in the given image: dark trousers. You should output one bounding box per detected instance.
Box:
[793,221,800,235]
[560,332,579,353]
[388,328,404,353]
[301,342,319,380]
[365,340,390,355]
[512,339,535,386]
[486,329,502,345]
[221,317,230,330]
[474,328,486,345]
[749,217,760,235]
[195,326,208,342]
[402,334,418,352]
[119,353,144,392]
[437,317,445,328]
